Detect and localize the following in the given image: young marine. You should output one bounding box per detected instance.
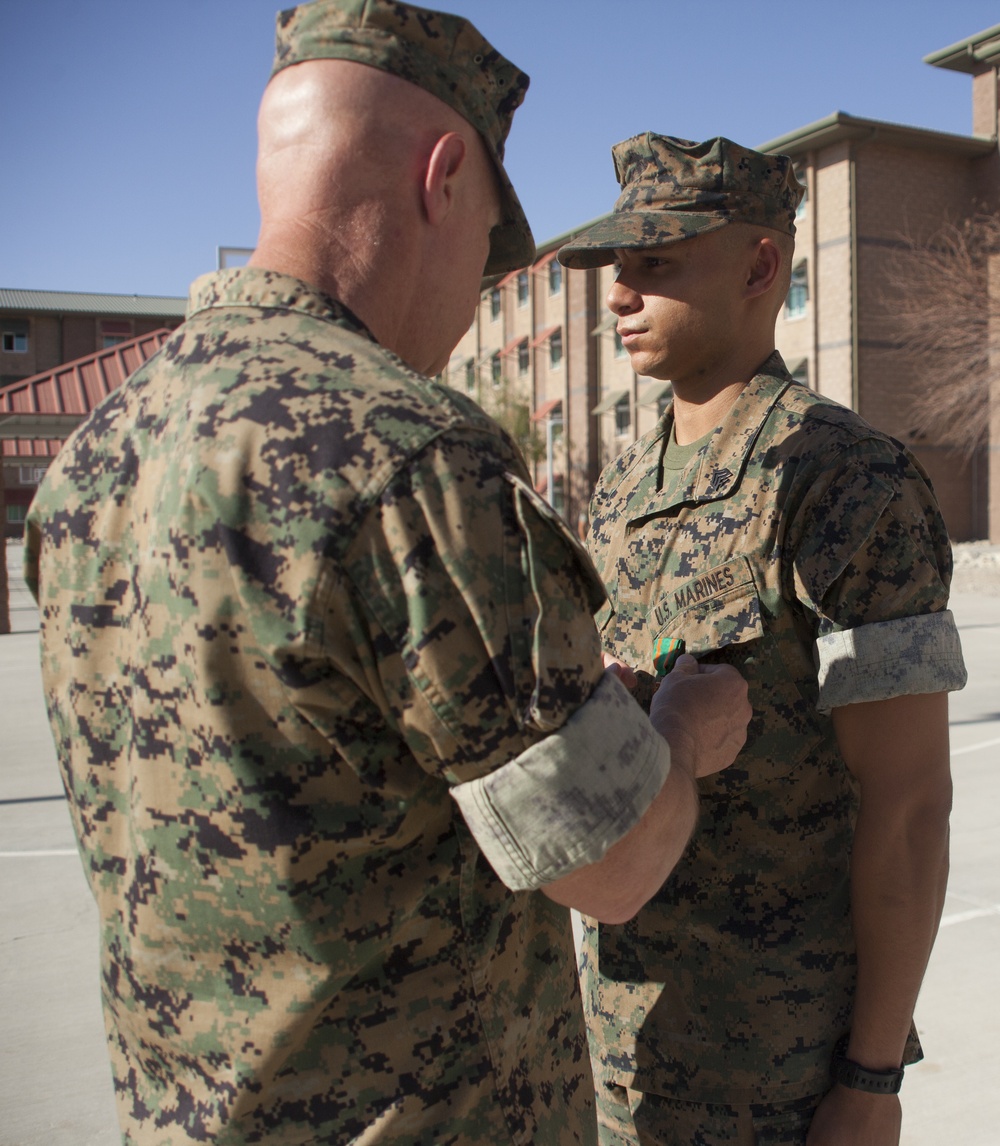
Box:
[559,133,967,1146]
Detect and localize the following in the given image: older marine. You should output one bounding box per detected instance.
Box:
[25,9,749,1145]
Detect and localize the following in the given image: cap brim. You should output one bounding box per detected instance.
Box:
[482,155,535,280]
[558,211,730,269]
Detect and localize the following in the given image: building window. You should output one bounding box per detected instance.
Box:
[517,271,529,306]
[490,289,501,321]
[465,358,476,393]
[100,319,132,348]
[550,473,565,517]
[19,465,48,486]
[2,321,29,353]
[517,340,530,376]
[549,260,562,295]
[613,330,626,358]
[101,320,132,346]
[785,262,808,319]
[491,352,502,387]
[549,329,563,369]
[614,397,631,438]
[6,504,28,525]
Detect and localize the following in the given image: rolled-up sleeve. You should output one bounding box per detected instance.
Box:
[815,611,967,713]
[336,426,673,890]
[450,670,671,891]
[789,439,967,712]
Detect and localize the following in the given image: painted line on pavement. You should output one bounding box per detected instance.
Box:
[951,735,1000,757]
[0,849,77,858]
[939,904,1000,928]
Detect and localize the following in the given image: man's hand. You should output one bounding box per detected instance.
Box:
[806,1084,901,1146]
[602,652,637,690]
[648,653,750,777]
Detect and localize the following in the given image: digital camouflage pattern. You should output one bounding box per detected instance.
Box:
[581,353,966,1107]
[559,134,805,270]
[25,267,611,1144]
[272,0,534,277]
[596,1083,822,1145]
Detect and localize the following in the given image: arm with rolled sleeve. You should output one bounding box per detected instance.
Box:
[790,442,966,1146]
[339,427,706,922]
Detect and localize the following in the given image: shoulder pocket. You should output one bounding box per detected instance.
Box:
[504,473,607,616]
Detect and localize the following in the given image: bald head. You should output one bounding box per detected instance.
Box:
[255,60,470,269]
[249,58,501,372]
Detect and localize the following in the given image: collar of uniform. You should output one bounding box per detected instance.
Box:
[623,351,794,522]
[185,266,379,343]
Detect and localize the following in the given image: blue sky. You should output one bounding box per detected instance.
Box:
[3,0,998,298]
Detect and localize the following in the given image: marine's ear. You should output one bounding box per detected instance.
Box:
[745,236,784,298]
[421,132,468,227]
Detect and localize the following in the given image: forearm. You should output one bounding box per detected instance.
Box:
[847,792,950,1069]
[833,691,953,1069]
[543,655,749,922]
[542,757,697,922]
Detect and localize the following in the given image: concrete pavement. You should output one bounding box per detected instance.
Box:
[1,543,119,1146]
[2,539,998,1145]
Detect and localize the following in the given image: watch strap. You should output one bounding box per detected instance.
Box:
[831,1037,904,1095]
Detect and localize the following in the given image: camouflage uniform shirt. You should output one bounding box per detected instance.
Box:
[25,268,673,1144]
[582,353,966,1105]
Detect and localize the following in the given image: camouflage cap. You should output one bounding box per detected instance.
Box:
[271,0,535,277]
[559,133,804,270]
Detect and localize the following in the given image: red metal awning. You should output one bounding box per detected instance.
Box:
[0,327,173,458]
[499,336,527,358]
[529,324,560,348]
[531,397,562,422]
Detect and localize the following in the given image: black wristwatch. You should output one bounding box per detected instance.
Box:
[831,1037,905,1095]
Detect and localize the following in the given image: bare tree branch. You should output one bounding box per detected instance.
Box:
[882,212,1000,459]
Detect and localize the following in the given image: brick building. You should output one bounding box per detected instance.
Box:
[0,288,185,388]
[444,23,1000,543]
[0,289,184,552]
[0,328,173,541]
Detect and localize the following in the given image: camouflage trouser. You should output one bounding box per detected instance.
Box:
[596,1082,823,1146]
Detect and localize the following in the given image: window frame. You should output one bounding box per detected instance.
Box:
[614,396,631,438]
[785,262,808,320]
[18,465,48,486]
[517,339,530,376]
[516,271,529,307]
[549,329,563,369]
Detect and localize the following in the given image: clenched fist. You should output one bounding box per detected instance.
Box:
[648,653,751,777]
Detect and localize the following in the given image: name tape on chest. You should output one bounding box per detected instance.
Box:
[652,563,740,630]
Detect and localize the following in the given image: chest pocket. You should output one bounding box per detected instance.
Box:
[652,558,762,658]
[644,556,821,795]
